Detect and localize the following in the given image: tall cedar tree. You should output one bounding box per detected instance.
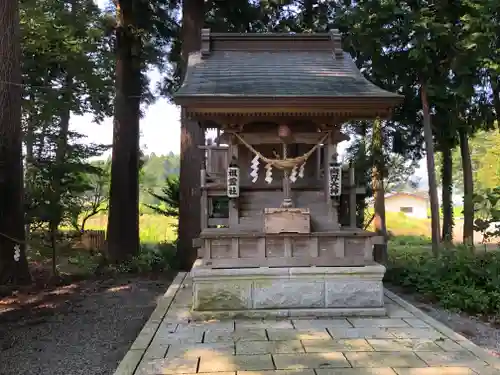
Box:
[371,118,388,263]
[0,0,31,284]
[177,0,205,270]
[107,0,142,261]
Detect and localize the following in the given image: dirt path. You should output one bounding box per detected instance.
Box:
[0,274,173,375]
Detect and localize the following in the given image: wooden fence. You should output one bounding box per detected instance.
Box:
[81,230,106,252]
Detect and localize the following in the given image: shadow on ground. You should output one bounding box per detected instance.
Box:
[0,274,172,375]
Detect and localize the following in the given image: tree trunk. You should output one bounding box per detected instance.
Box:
[459,127,474,246]
[48,75,73,276]
[356,122,368,228]
[177,0,205,271]
[0,0,31,285]
[371,118,387,264]
[303,0,315,31]
[106,0,142,262]
[421,81,441,256]
[441,145,453,244]
[24,104,36,255]
[491,77,500,126]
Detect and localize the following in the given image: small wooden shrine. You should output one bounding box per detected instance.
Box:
[173,30,402,318]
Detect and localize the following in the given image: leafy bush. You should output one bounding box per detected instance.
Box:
[386,240,500,318]
[109,241,177,274]
[145,175,180,217]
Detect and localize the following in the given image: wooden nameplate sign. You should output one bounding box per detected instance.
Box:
[264,208,311,234]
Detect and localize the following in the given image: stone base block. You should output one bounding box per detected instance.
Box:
[191,260,386,319]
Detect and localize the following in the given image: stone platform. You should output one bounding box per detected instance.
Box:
[113,272,500,375]
[191,261,386,319]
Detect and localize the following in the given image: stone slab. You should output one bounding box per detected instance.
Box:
[253,280,325,309]
[135,357,199,375]
[393,368,478,375]
[267,328,332,341]
[344,351,427,368]
[326,280,384,308]
[415,351,488,367]
[367,339,443,352]
[302,338,373,352]
[194,281,252,310]
[273,352,351,369]
[192,264,386,313]
[236,320,294,330]
[316,369,397,375]
[166,342,235,358]
[327,327,396,339]
[239,371,315,375]
[236,340,304,355]
[291,318,352,329]
[348,318,411,328]
[204,329,268,342]
[198,354,275,372]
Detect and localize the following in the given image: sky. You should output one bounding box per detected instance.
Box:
[70,69,182,155]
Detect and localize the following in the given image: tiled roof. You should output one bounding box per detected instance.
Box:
[174,33,401,100]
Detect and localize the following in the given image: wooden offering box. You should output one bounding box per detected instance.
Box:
[264,208,310,234]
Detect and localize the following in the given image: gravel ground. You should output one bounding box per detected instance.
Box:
[388,285,500,358]
[0,274,173,375]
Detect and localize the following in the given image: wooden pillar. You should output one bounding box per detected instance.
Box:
[324,132,340,229]
[349,164,357,228]
[279,124,293,208]
[200,151,208,230]
[281,143,293,208]
[228,134,239,227]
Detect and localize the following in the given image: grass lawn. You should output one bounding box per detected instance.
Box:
[84,214,177,244]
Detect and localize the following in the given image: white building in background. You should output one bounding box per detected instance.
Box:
[384,192,430,219]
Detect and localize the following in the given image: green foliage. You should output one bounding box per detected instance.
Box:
[435,130,500,194]
[25,133,109,230]
[473,187,500,243]
[68,159,111,232]
[144,175,180,217]
[140,152,180,205]
[108,241,177,273]
[386,239,500,317]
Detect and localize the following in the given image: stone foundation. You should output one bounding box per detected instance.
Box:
[190,260,386,319]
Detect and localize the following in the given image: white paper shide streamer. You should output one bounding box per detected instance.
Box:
[264,163,273,184]
[289,160,306,183]
[289,164,298,183]
[250,155,260,183]
[298,161,305,178]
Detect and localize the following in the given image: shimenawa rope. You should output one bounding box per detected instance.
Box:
[229,131,330,170]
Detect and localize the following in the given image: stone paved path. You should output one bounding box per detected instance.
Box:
[114,273,500,375]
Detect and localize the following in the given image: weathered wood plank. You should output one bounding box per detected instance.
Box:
[348,166,357,228]
[200,170,208,230]
[192,238,203,248]
[264,208,311,234]
[219,132,331,145]
[207,217,228,227]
